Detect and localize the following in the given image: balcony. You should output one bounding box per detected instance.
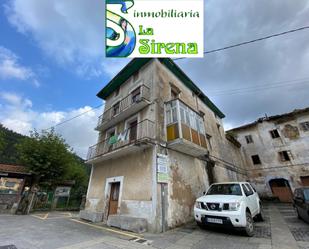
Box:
[87,119,155,163]
[165,99,208,157]
[96,85,151,131]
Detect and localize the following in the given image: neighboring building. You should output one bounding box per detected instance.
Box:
[0,164,31,213]
[81,58,246,232]
[228,108,309,202]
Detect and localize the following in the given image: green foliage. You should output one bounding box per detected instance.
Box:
[0,125,5,152]
[0,124,26,164]
[16,129,89,189]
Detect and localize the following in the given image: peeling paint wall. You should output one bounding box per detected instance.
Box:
[152,59,247,228]
[232,112,309,197]
[86,147,154,222]
[166,150,208,228]
[153,60,246,181]
[85,58,248,232]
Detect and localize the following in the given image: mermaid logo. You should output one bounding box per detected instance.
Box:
[106,0,136,57]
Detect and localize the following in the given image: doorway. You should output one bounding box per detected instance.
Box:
[108,182,120,216]
[269,178,293,202]
[129,119,138,142]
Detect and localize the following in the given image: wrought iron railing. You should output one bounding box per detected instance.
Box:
[87,119,155,161]
[97,85,150,129]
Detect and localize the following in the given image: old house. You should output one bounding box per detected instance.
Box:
[0,164,31,213]
[228,108,309,202]
[80,58,246,232]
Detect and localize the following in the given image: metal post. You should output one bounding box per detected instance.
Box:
[161,183,166,233]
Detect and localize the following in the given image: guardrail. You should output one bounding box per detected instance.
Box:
[97,85,150,129]
[87,119,155,161]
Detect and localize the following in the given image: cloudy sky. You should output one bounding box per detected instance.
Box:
[1,0,309,158]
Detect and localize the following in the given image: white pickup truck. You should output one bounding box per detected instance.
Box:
[194,182,264,236]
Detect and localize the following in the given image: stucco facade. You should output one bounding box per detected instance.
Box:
[229,108,309,201]
[81,58,246,232]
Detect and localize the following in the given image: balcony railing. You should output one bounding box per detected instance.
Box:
[96,84,150,130]
[87,119,155,162]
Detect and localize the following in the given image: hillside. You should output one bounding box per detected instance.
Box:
[0,124,90,174]
[0,124,26,164]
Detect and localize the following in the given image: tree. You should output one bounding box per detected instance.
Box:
[16,129,89,213]
[16,129,75,184]
[0,124,5,152]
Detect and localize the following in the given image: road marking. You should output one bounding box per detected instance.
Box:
[31,214,47,220]
[71,219,144,240]
[31,212,73,220]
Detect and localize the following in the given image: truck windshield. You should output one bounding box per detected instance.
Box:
[207,184,242,196]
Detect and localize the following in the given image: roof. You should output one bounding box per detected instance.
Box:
[225,133,241,148]
[97,58,225,118]
[0,164,30,175]
[210,182,250,185]
[228,107,309,132]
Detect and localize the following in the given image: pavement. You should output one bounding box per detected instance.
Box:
[0,203,308,249]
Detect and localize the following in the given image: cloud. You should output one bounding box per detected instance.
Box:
[4,0,309,129]
[4,0,127,78]
[0,46,39,86]
[176,0,309,128]
[0,92,102,158]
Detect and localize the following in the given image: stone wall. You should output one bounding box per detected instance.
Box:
[232,112,309,197]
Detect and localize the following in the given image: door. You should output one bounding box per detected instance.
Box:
[242,184,256,215]
[108,182,120,216]
[269,179,293,202]
[129,120,138,142]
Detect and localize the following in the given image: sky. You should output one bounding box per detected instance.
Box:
[0,0,309,159]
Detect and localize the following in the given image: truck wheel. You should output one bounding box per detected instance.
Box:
[196,221,206,229]
[256,204,265,222]
[244,211,255,237]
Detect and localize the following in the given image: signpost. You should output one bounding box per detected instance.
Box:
[157,153,169,183]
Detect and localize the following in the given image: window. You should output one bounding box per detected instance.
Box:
[270,129,280,139]
[170,84,180,99]
[131,87,141,103]
[206,134,212,150]
[133,71,139,82]
[300,121,309,131]
[251,155,261,165]
[0,178,23,195]
[245,135,253,144]
[114,87,120,97]
[217,124,222,137]
[112,102,120,116]
[171,89,179,99]
[207,184,242,196]
[5,182,16,188]
[279,150,291,161]
[197,117,205,134]
[166,101,177,125]
[242,184,253,196]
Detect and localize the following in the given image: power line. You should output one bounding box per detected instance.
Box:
[42,76,309,129]
[208,76,309,94]
[39,25,309,129]
[174,25,309,61]
[44,103,104,131]
[208,78,309,97]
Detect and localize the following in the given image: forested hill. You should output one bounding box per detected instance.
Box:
[0,124,89,172]
[0,124,26,164]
